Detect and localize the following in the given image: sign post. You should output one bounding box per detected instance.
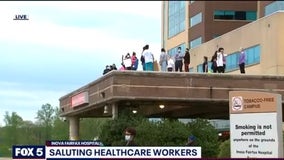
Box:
[229,91,283,158]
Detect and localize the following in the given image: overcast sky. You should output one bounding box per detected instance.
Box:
[0,1,161,126]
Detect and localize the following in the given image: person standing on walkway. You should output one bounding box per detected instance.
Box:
[142,44,154,71]
[202,56,208,73]
[175,47,183,72]
[167,56,175,72]
[216,47,224,73]
[131,52,139,70]
[123,53,132,70]
[184,48,190,72]
[140,46,146,71]
[159,48,168,72]
[210,51,217,73]
[239,47,246,74]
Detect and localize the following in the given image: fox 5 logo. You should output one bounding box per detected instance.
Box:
[12,146,45,159]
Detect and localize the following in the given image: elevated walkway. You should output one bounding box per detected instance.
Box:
[59,71,284,120]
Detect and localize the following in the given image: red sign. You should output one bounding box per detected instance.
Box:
[71,92,89,108]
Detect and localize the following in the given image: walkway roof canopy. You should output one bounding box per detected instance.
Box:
[59,71,284,120]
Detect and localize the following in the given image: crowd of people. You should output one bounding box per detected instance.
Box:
[210,47,245,74]
[103,64,117,75]
[102,44,154,75]
[103,44,246,75]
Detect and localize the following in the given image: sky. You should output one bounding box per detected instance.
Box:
[0,1,162,126]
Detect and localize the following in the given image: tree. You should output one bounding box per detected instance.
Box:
[51,107,68,140]
[99,108,220,157]
[100,108,192,146]
[186,118,220,158]
[18,120,38,144]
[80,118,109,140]
[218,139,230,158]
[99,108,144,146]
[35,103,55,141]
[4,111,23,127]
[3,111,24,145]
[136,119,190,146]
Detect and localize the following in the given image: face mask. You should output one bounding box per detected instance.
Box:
[178,49,181,52]
[125,135,131,141]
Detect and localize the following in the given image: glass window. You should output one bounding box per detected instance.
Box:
[245,45,261,65]
[246,48,253,64]
[202,45,261,73]
[254,45,260,62]
[167,43,186,58]
[190,12,202,27]
[224,11,234,19]
[213,34,220,39]
[246,11,257,20]
[226,53,238,72]
[197,64,203,73]
[180,21,185,31]
[190,37,202,49]
[265,1,284,16]
[168,1,186,38]
[208,62,213,72]
[235,11,246,20]
[214,10,256,21]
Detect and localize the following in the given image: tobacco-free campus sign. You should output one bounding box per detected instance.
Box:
[229,91,283,158]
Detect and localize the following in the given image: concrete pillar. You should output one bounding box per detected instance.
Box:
[112,103,118,119]
[69,117,79,140]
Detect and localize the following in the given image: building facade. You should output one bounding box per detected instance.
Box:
[161,1,284,75]
[162,1,257,57]
[258,0,282,18]
[190,11,284,75]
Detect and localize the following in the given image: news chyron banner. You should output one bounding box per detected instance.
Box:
[13,140,201,159]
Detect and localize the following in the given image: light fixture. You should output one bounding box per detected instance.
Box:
[132,109,137,114]
[159,104,165,109]
[104,105,109,114]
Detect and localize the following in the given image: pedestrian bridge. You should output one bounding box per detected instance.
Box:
[59,71,284,121]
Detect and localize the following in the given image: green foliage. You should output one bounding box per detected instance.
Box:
[0,104,64,150]
[36,103,55,126]
[0,145,11,157]
[4,111,23,127]
[218,139,230,158]
[135,119,159,146]
[0,104,223,158]
[52,118,69,140]
[99,109,219,158]
[99,108,144,146]
[51,107,68,140]
[3,112,24,145]
[80,118,109,140]
[36,103,56,141]
[186,118,220,158]
[0,127,11,157]
[136,119,190,146]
